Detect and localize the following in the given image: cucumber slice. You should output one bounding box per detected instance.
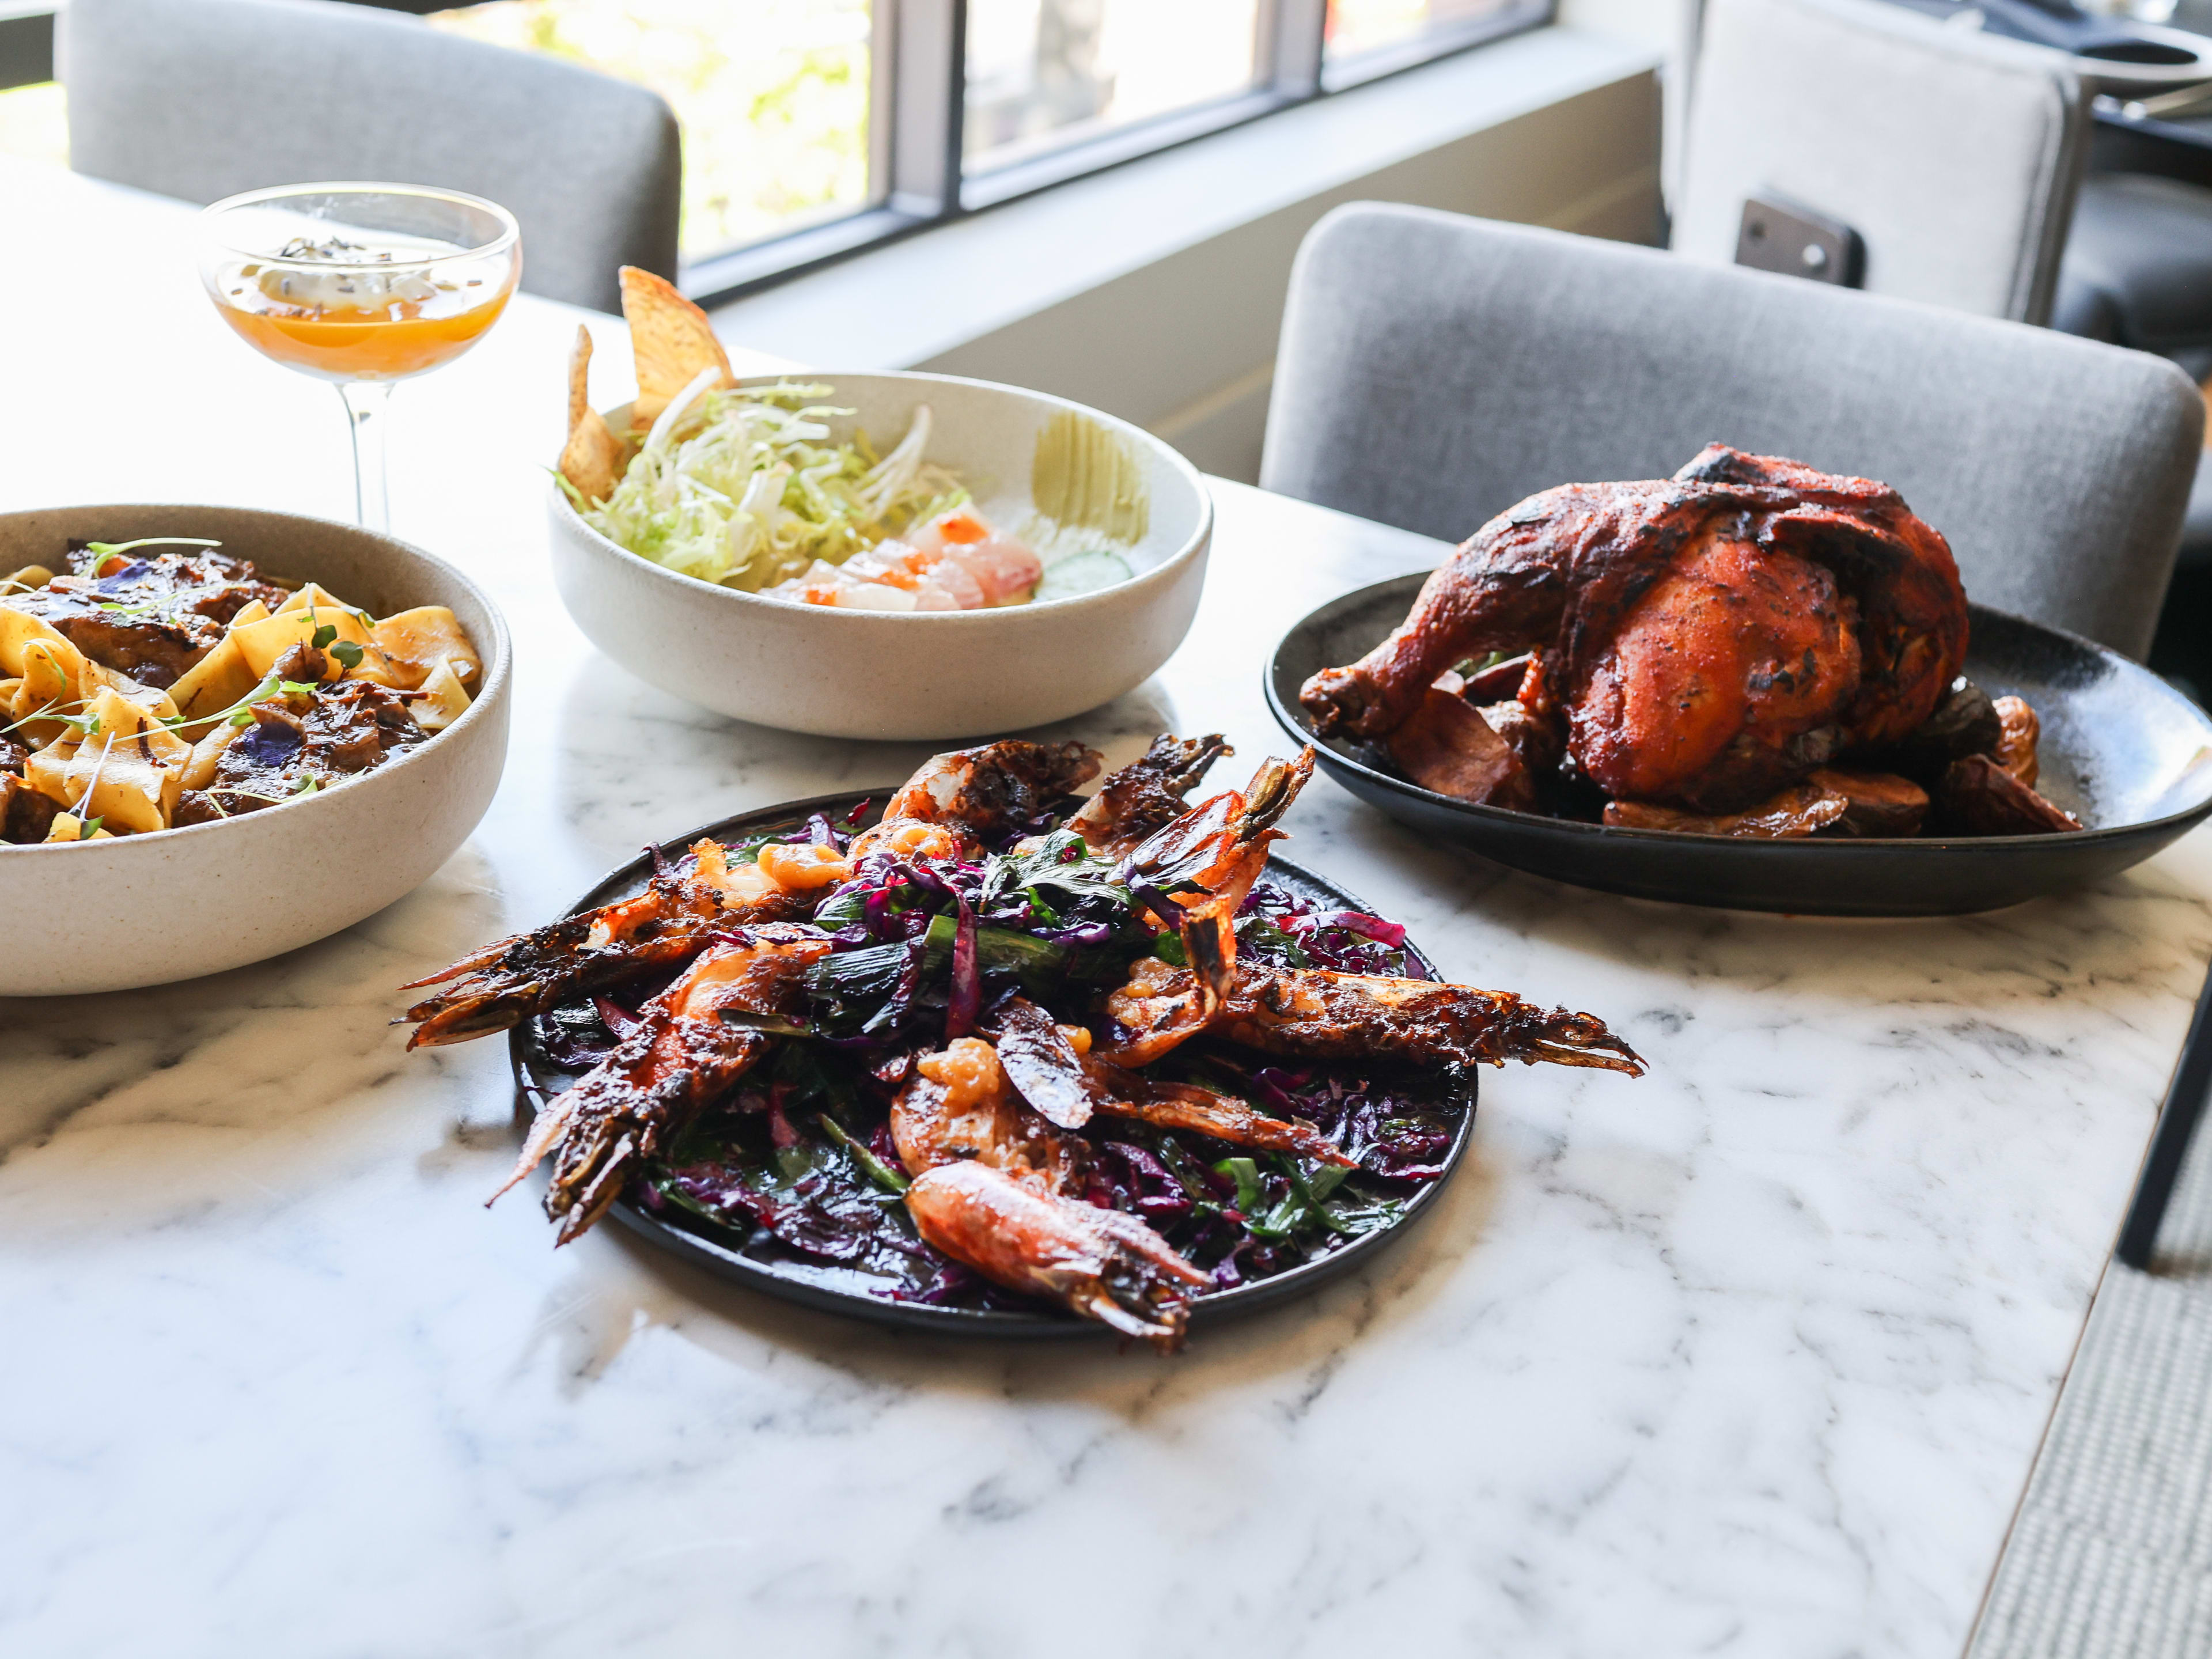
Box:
[1034,549,1135,602]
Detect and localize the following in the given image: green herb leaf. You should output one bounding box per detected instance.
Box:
[309,623,338,651]
[291,777,320,796]
[977,829,1129,911]
[1152,1134,1217,1201]
[1154,933,1188,968]
[77,816,104,839]
[1215,1156,1263,1216]
[817,1113,909,1194]
[1319,1191,1406,1237]
[810,886,869,930]
[1303,1161,1353,1205]
[919,912,1070,991]
[328,640,364,671]
[276,680,317,699]
[1251,1191,1309,1240]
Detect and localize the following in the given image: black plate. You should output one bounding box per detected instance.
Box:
[1267,576,2212,916]
[509,789,1475,1338]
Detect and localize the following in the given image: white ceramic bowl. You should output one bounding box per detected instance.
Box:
[546,371,1212,740]
[0,505,512,997]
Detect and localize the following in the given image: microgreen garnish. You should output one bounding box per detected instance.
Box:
[93,600,165,618]
[309,622,337,651]
[0,699,66,738]
[276,680,317,699]
[166,669,289,735]
[329,640,364,671]
[291,777,320,796]
[70,730,119,836]
[82,537,222,557]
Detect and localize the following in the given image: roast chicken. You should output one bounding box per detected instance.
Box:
[1301,445,1983,820]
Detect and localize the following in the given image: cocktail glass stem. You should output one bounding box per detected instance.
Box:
[337,379,394,532]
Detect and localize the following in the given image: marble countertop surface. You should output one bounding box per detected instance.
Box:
[5,159,2211,1658]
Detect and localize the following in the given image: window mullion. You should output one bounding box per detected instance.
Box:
[884,0,967,221]
[1260,0,1327,103]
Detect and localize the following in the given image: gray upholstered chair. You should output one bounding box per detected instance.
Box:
[1260,203,2203,658]
[1673,0,2089,326]
[59,0,680,313]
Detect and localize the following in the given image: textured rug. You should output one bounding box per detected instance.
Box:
[1972,1089,2212,1658]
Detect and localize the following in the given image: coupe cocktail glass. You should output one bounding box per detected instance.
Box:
[198,183,521,532]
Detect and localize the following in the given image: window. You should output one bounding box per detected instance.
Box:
[963,0,1264,176]
[430,0,876,260]
[1324,0,1536,81]
[0,0,1551,300]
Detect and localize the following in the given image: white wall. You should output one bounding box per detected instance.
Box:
[714,25,1666,482]
[1560,0,1701,203]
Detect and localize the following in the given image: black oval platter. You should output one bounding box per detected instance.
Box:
[1267,577,2212,917]
[509,788,1475,1339]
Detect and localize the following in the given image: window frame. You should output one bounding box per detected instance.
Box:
[0,0,1555,305]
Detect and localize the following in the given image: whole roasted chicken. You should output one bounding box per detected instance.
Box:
[1304,446,1969,813]
[1302,446,2078,836]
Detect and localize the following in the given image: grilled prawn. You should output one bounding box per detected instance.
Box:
[400,856,809,1049]
[1119,747,1316,1013]
[1066,733,1232,855]
[399,738,1102,1048]
[850,738,1101,863]
[502,924,833,1243]
[892,1037,1207,1347]
[1100,959,1645,1075]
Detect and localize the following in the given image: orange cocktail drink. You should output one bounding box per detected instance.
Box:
[210,235,517,381]
[198,186,521,531]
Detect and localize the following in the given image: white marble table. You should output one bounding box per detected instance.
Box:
[6,158,2212,1658]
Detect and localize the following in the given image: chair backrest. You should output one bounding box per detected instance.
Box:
[60,0,680,312]
[1675,0,2088,325]
[1260,203,2203,658]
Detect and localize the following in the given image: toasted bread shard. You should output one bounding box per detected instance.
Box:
[619,266,732,424]
[558,324,628,507]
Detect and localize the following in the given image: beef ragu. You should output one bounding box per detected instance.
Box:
[6,544,290,689]
[1300,446,2082,838]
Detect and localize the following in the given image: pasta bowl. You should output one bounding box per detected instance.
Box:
[544,371,1212,740]
[0,504,511,996]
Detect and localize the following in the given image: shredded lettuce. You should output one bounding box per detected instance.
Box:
[581,381,968,592]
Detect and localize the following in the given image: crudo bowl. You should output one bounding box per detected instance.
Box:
[544,370,1213,740]
[0,505,512,996]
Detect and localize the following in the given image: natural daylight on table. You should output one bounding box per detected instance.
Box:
[12,2,2212,1657]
